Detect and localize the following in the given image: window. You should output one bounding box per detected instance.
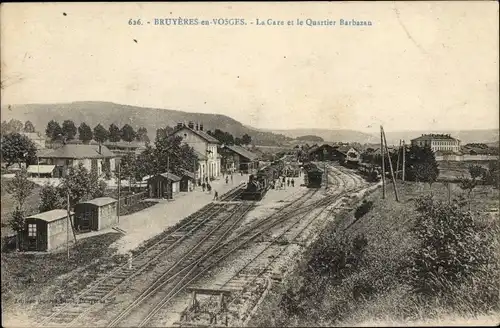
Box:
[28,224,36,237]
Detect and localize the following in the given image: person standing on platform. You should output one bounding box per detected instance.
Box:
[202,182,206,192]
[291,179,295,187]
[231,174,233,183]
[214,190,219,201]
[226,176,229,184]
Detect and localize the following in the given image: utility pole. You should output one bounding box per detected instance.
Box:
[117,162,121,224]
[396,140,402,180]
[380,126,386,199]
[67,190,70,260]
[166,152,170,200]
[402,140,406,182]
[382,127,400,202]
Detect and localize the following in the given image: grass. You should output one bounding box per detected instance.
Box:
[1,233,125,312]
[119,200,157,215]
[249,181,500,327]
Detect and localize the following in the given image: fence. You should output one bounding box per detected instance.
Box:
[118,191,147,208]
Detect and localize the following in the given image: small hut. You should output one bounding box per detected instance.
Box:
[74,197,118,232]
[147,172,181,199]
[179,169,196,192]
[22,209,74,251]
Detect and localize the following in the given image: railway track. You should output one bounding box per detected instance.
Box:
[183,175,370,326]
[35,185,246,328]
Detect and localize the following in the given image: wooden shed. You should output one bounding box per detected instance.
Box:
[179,169,196,192]
[21,209,74,252]
[74,197,118,232]
[147,172,181,199]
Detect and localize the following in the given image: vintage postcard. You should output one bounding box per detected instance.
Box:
[1,2,499,327]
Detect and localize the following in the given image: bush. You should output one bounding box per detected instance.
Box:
[408,195,499,312]
[354,200,373,219]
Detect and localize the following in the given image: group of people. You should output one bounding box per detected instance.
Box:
[273,176,295,190]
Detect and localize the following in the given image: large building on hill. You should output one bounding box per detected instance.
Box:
[172,122,221,181]
[410,134,461,153]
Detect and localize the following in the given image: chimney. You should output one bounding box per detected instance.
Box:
[98,144,102,154]
[188,121,194,129]
[195,123,199,131]
[200,123,204,131]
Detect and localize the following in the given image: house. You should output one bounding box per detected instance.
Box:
[337,146,361,164]
[21,209,74,252]
[103,141,147,156]
[27,164,56,178]
[219,144,259,174]
[74,197,118,232]
[179,168,196,192]
[37,144,117,178]
[21,132,46,149]
[147,172,182,199]
[172,122,221,181]
[307,144,345,162]
[411,134,461,153]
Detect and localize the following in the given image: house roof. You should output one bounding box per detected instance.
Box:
[179,168,196,179]
[38,144,115,159]
[27,209,74,223]
[411,134,458,142]
[146,172,182,182]
[223,145,258,161]
[103,141,146,149]
[27,165,55,174]
[175,126,220,144]
[79,197,117,207]
[337,146,359,155]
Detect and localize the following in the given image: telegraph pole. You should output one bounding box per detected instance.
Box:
[382,127,400,202]
[396,140,402,179]
[67,190,70,260]
[380,126,386,199]
[167,152,170,200]
[117,162,121,224]
[402,140,406,182]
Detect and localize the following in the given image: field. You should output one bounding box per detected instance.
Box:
[438,160,495,181]
[250,181,500,326]
[1,232,125,323]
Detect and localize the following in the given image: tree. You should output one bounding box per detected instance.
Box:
[9,207,25,251]
[6,169,33,210]
[135,145,156,180]
[46,120,63,141]
[62,120,77,140]
[121,124,136,142]
[136,127,150,143]
[61,163,93,206]
[108,123,121,142]
[405,145,439,186]
[120,153,137,191]
[483,160,499,188]
[409,195,496,302]
[39,183,65,212]
[241,134,252,145]
[93,124,109,143]
[1,133,37,167]
[234,137,242,145]
[78,122,93,143]
[23,121,35,133]
[459,164,486,209]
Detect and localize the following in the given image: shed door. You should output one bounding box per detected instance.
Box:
[26,223,38,251]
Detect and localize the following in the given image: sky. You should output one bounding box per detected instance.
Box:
[1,2,499,133]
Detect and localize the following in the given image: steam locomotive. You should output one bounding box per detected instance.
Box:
[303,163,323,188]
[241,161,283,200]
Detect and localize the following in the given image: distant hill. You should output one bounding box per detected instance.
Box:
[270,128,378,144]
[270,128,499,146]
[1,101,292,146]
[296,135,324,142]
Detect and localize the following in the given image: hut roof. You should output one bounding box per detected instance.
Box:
[27,209,74,222]
[79,197,117,207]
